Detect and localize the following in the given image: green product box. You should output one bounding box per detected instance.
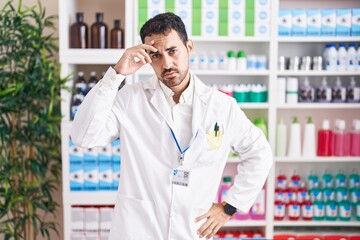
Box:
[245,22,255,36]
[219,8,228,22]
[165,0,175,12]
[245,8,255,23]
[192,0,202,8]
[218,22,228,36]
[246,0,255,9]
[192,23,201,36]
[192,8,202,22]
[138,0,147,8]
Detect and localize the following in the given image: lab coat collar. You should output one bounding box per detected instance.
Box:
[142,72,210,136]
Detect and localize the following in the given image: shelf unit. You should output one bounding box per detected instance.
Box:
[59,0,360,239]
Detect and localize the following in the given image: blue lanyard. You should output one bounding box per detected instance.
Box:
[170,128,199,165]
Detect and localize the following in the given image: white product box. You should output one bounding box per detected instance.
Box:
[112,162,121,190]
[307,9,321,36]
[292,10,307,36]
[71,207,85,232]
[278,10,292,36]
[111,139,121,162]
[229,22,245,37]
[256,8,270,23]
[175,0,192,10]
[98,143,112,162]
[255,22,270,37]
[148,8,164,19]
[84,164,98,191]
[202,0,218,9]
[228,9,245,37]
[175,8,192,36]
[336,9,352,36]
[147,0,165,9]
[70,162,84,191]
[100,207,114,232]
[83,147,98,163]
[99,163,113,190]
[321,9,336,36]
[352,8,360,36]
[229,0,245,9]
[85,207,100,232]
[70,233,86,240]
[256,0,270,10]
[201,8,219,36]
[69,139,83,163]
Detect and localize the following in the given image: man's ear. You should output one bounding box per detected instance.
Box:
[186,39,194,54]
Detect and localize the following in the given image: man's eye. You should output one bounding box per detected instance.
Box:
[169,49,177,54]
[151,54,160,59]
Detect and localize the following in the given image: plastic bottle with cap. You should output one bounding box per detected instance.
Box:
[326,43,337,71]
[218,176,232,203]
[347,43,357,71]
[302,116,316,157]
[208,51,219,70]
[346,77,360,103]
[333,119,350,156]
[218,51,228,70]
[332,77,346,102]
[276,118,287,157]
[254,118,268,139]
[317,119,333,156]
[350,119,360,156]
[199,51,208,70]
[288,116,301,158]
[233,84,250,103]
[189,52,199,70]
[299,77,315,102]
[227,50,237,71]
[286,77,299,104]
[87,71,98,94]
[357,44,360,71]
[337,43,348,71]
[316,77,332,102]
[236,50,247,71]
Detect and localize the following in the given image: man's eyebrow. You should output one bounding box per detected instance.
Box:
[165,46,177,51]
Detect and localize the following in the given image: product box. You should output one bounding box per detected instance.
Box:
[147,0,165,9]
[71,207,84,232]
[228,9,245,37]
[70,233,86,240]
[255,22,270,37]
[99,163,113,190]
[175,8,192,37]
[112,162,121,190]
[256,8,270,23]
[229,0,245,9]
[98,143,112,163]
[84,207,99,232]
[148,8,164,19]
[70,162,84,191]
[69,138,83,163]
[84,164,98,191]
[336,9,352,36]
[100,207,113,232]
[255,0,270,10]
[292,9,307,36]
[201,8,219,36]
[278,10,292,36]
[111,139,121,162]
[83,147,98,163]
[307,9,321,36]
[202,0,218,9]
[322,9,336,36]
[352,8,360,36]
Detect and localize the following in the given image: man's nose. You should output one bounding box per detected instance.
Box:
[162,55,173,69]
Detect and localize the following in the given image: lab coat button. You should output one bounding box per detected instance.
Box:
[111,76,116,81]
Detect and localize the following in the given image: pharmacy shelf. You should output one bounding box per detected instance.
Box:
[275,157,360,163]
[277,71,360,76]
[190,36,271,42]
[276,103,360,109]
[137,69,270,76]
[223,220,267,227]
[66,192,117,205]
[274,220,360,227]
[277,36,360,43]
[60,49,125,64]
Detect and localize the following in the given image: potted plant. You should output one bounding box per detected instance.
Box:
[0,1,67,239]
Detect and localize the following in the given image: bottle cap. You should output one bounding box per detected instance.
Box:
[96,12,104,22]
[349,43,355,47]
[353,119,360,131]
[90,71,96,76]
[78,71,84,77]
[335,77,342,87]
[349,77,356,87]
[321,77,328,86]
[303,77,310,86]
[254,118,266,125]
[114,19,121,27]
[227,50,235,58]
[76,12,84,22]
[322,120,330,130]
[336,119,346,130]
[306,116,313,124]
[223,176,232,183]
[339,43,346,48]
[237,50,246,58]
[292,116,299,124]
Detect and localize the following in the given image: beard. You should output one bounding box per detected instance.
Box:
[160,67,188,88]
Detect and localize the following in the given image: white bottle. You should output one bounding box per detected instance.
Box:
[347,43,357,71]
[337,43,348,71]
[326,43,338,71]
[347,77,360,102]
[227,50,237,71]
[288,116,302,158]
[303,116,316,157]
[357,44,360,71]
[236,50,247,71]
[332,77,346,102]
[286,77,299,104]
[277,78,287,105]
[208,51,218,70]
[276,118,287,157]
[189,52,199,70]
[199,51,208,70]
[218,51,228,70]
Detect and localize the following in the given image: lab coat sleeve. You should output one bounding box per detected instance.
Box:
[71,67,128,148]
[222,99,273,213]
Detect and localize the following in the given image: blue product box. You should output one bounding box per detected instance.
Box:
[278,10,292,36]
[352,8,360,36]
[70,162,84,191]
[321,9,336,36]
[83,147,98,164]
[336,9,351,36]
[98,143,112,163]
[69,138,83,163]
[84,163,98,191]
[112,161,121,190]
[111,139,121,162]
[292,9,307,36]
[307,10,321,36]
[99,163,113,190]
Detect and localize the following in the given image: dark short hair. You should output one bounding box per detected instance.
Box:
[140,12,188,46]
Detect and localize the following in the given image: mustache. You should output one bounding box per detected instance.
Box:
[161,68,179,77]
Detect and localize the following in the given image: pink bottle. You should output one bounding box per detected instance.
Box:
[297,181,308,204]
[287,193,300,221]
[250,187,266,220]
[276,170,287,188]
[291,170,301,189]
[218,176,232,203]
[274,195,286,221]
[333,119,350,156]
[301,193,313,221]
[350,119,360,156]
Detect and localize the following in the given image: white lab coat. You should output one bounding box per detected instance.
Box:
[71,67,273,240]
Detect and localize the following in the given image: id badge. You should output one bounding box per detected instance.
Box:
[172,168,191,187]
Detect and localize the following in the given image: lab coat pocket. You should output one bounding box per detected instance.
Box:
[110,194,155,240]
[191,207,213,240]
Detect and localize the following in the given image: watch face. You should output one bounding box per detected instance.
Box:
[224,204,237,216]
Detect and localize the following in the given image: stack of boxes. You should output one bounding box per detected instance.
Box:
[69,138,121,191]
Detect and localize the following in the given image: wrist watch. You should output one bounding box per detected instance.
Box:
[221,201,237,216]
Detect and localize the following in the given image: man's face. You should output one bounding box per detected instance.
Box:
[144,30,193,88]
